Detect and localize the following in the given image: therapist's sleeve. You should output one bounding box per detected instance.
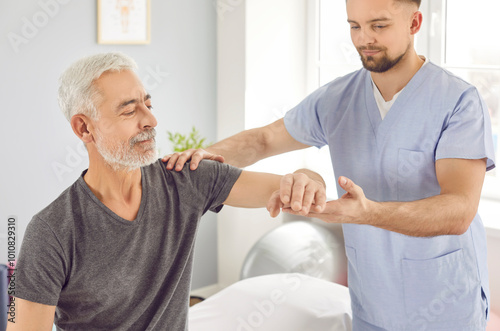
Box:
[435,87,496,171]
[284,84,330,148]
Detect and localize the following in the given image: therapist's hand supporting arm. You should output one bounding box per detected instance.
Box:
[286,158,486,237]
[224,168,326,218]
[162,118,310,170]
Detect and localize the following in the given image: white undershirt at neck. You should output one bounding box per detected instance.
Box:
[371,56,429,120]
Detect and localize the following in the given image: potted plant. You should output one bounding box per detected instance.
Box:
[167,126,211,152]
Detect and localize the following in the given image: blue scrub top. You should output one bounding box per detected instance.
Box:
[284,61,496,330]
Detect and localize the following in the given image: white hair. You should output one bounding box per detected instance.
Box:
[57,52,138,122]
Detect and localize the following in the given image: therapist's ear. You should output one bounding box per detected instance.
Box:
[70,114,94,144]
[409,11,423,35]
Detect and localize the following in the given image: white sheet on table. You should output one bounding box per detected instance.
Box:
[189,273,352,331]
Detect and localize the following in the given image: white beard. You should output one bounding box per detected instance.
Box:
[94,127,158,172]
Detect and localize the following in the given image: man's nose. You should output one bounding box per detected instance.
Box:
[140,105,157,129]
[357,28,376,46]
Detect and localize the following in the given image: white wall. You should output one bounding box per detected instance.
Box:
[216,0,311,288]
[487,228,500,316]
[0,0,218,290]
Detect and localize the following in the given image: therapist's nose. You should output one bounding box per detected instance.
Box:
[356,28,376,47]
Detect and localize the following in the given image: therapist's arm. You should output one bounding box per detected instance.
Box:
[224,168,326,217]
[289,158,486,237]
[6,298,55,331]
[163,118,310,170]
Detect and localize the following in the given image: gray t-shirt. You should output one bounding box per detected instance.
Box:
[16,159,242,330]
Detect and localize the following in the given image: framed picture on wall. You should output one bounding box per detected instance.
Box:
[97,0,151,44]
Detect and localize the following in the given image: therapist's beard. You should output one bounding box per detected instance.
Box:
[94,128,158,172]
[358,46,407,73]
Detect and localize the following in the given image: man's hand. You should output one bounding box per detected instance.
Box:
[282,176,371,223]
[266,172,327,218]
[224,170,327,218]
[162,149,224,171]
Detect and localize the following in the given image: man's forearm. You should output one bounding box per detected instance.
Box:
[367,194,476,237]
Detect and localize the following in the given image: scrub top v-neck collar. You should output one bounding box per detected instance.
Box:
[364,62,431,150]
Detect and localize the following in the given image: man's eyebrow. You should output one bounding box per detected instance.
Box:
[116,94,152,111]
[347,18,392,24]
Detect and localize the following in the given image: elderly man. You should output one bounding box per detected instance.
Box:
[8,52,327,331]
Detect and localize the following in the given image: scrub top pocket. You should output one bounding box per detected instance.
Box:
[402,249,477,325]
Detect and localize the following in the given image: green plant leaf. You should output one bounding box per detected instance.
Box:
[167,126,212,152]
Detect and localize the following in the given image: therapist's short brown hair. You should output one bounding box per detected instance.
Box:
[347,0,421,9]
[397,0,421,8]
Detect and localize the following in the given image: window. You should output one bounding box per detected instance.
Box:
[311,0,500,200]
[437,0,500,198]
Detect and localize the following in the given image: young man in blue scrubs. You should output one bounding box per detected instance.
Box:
[164,0,496,329]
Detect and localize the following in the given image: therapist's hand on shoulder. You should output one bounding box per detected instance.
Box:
[162,149,224,171]
[283,176,371,224]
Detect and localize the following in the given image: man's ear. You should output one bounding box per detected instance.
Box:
[410,11,423,35]
[70,114,94,144]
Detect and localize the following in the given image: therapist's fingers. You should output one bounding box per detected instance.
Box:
[163,153,181,170]
[174,151,197,171]
[190,150,225,171]
[283,200,340,222]
[339,176,364,199]
[162,149,225,171]
[163,149,200,171]
[267,190,284,218]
